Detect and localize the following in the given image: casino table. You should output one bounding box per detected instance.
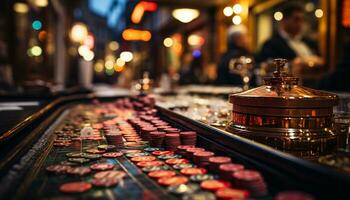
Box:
[0,94,349,200]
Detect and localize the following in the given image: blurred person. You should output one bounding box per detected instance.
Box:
[257,3,322,74]
[318,42,350,91]
[216,25,251,85]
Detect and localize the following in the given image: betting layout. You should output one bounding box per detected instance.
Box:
[46,97,315,200]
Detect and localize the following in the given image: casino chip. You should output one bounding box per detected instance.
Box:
[125,152,149,158]
[65,152,84,158]
[144,147,161,152]
[167,183,199,195]
[102,152,124,158]
[158,176,189,186]
[136,161,165,168]
[98,144,116,151]
[200,180,231,191]
[152,150,174,156]
[165,158,189,165]
[158,154,182,160]
[85,149,106,154]
[189,174,216,182]
[81,153,102,160]
[180,168,207,176]
[68,158,91,164]
[142,165,171,173]
[216,188,250,199]
[90,163,114,171]
[46,164,72,174]
[182,191,216,200]
[130,156,156,162]
[121,149,142,154]
[59,182,92,193]
[66,167,91,176]
[148,170,176,179]
[94,170,126,180]
[173,163,197,170]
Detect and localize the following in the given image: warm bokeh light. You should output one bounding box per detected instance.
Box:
[122,29,152,41]
[232,15,242,25]
[120,51,133,62]
[163,37,173,47]
[116,58,125,67]
[108,41,119,51]
[34,0,48,7]
[94,60,104,73]
[232,4,242,14]
[70,23,88,43]
[105,68,114,76]
[187,34,205,46]
[114,63,124,72]
[31,46,42,56]
[14,3,29,13]
[38,31,47,41]
[84,33,95,49]
[315,9,323,18]
[131,1,158,24]
[83,51,94,61]
[78,45,90,57]
[223,6,233,17]
[274,11,283,21]
[105,60,114,69]
[172,8,200,23]
[305,2,315,12]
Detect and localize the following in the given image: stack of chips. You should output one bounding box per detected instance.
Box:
[208,156,232,172]
[164,128,180,133]
[233,170,268,197]
[141,127,157,141]
[157,126,172,131]
[164,134,181,150]
[176,145,196,156]
[105,133,124,148]
[185,148,206,160]
[193,151,215,167]
[149,132,165,147]
[219,163,244,180]
[180,131,197,145]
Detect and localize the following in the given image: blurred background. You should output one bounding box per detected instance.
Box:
[0,0,350,95]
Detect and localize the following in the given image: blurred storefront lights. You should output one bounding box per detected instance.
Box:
[274,11,283,21]
[32,20,42,30]
[78,45,90,57]
[33,0,48,7]
[120,51,133,62]
[14,3,29,13]
[94,61,104,73]
[70,23,88,43]
[30,46,42,57]
[83,51,94,61]
[109,41,119,51]
[187,34,205,46]
[315,9,323,18]
[122,29,151,41]
[163,37,173,47]
[116,58,125,67]
[172,8,200,23]
[223,6,233,17]
[232,4,242,14]
[232,15,242,25]
[105,60,114,69]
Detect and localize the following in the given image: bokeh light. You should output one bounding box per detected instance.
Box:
[120,51,133,62]
[163,37,173,47]
[14,3,29,13]
[232,15,242,25]
[70,23,88,43]
[315,9,323,18]
[32,20,42,30]
[223,6,233,17]
[232,4,242,14]
[274,11,283,21]
[109,41,119,51]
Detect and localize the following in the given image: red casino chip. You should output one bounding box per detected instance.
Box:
[94,170,126,180]
[136,161,165,168]
[165,158,190,165]
[59,181,92,193]
[158,176,189,186]
[46,164,72,174]
[215,188,250,199]
[148,170,176,179]
[233,170,262,181]
[180,167,207,176]
[152,150,174,156]
[90,163,114,171]
[91,177,120,187]
[102,152,124,158]
[130,156,156,162]
[66,167,91,176]
[200,180,231,191]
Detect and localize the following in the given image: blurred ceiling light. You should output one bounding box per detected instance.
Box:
[32,20,42,30]
[223,6,233,17]
[305,2,315,12]
[187,34,205,46]
[120,51,133,62]
[274,11,283,21]
[70,23,88,43]
[116,58,125,66]
[232,15,242,25]
[232,4,242,14]
[172,8,200,23]
[163,37,173,47]
[105,60,114,69]
[83,51,95,61]
[78,45,90,57]
[94,61,104,73]
[122,29,151,41]
[31,46,42,56]
[109,41,119,51]
[34,0,48,7]
[131,1,158,24]
[315,9,323,18]
[14,3,29,13]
